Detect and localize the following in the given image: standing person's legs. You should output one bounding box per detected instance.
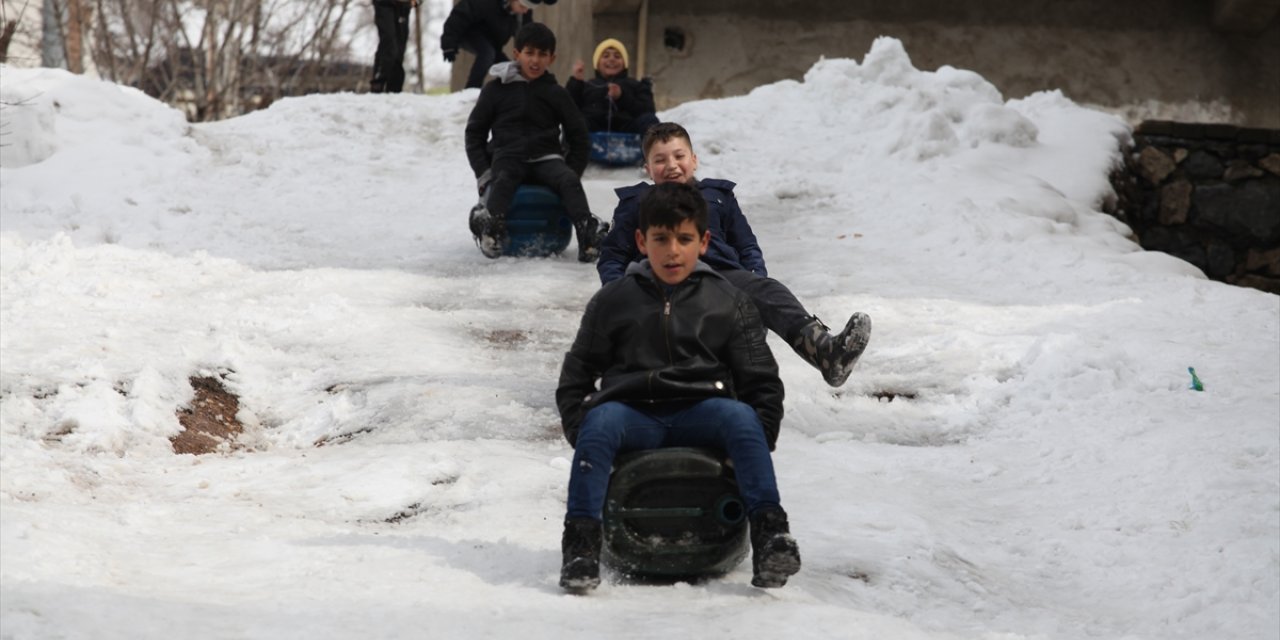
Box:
[461,33,503,89]
[387,3,412,92]
[527,160,606,262]
[370,3,400,93]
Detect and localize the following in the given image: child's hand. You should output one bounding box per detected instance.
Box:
[606,82,621,100]
[572,60,585,80]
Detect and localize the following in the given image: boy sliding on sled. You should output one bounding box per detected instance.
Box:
[597,122,871,386]
[464,22,609,261]
[556,181,801,592]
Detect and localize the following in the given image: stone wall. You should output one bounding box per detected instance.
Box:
[1109,122,1280,294]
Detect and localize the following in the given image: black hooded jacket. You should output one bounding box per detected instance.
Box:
[556,260,785,449]
[440,0,533,54]
[464,62,590,177]
[565,69,656,132]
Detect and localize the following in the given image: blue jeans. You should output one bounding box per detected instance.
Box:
[565,398,782,521]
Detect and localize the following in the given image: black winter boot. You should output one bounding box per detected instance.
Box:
[749,506,801,588]
[575,216,609,263]
[559,517,603,592]
[469,203,505,259]
[790,312,872,387]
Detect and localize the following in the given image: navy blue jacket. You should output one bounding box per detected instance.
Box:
[596,179,767,285]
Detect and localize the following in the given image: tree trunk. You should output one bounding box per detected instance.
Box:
[413,2,424,91]
[65,0,84,72]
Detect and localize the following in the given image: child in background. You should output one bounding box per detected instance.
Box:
[464,23,609,261]
[556,181,801,592]
[441,0,551,90]
[596,122,872,387]
[566,38,659,135]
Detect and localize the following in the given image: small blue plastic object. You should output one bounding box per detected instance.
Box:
[1187,367,1204,391]
[589,131,644,166]
[503,185,573,257]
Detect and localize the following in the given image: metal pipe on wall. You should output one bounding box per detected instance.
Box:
[637,0,649,78]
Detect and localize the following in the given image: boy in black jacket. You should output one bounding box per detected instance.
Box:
[464,22,608,261]
[556,181,801,592]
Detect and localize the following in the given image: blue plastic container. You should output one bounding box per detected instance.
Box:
[589,131,644,167]
[504,185,573,257]
[602,447,749,578]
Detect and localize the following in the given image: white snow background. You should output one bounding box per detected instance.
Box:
[1,37,1277,640]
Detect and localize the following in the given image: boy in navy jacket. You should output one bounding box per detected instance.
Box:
[596,122,871,387]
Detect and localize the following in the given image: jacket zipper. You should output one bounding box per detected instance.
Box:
[646,291,674,397]
[663,297,673,363]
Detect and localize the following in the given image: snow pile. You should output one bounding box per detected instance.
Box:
[1,39,1277,640]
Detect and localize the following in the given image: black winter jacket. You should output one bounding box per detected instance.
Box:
[565,70,656,133]
[440,0,531,55]
[556,260,784,449]
[464,62,590,177]
[597,179,767,284]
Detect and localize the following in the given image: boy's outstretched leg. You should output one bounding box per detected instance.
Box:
[749,506,801,588]
[790,312,872,387]
[560,517,603,592]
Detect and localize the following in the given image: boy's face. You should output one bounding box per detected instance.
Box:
[636,219,710,286]
[596,47,625,77]
[514,46,555,80]
[644,137,698,185]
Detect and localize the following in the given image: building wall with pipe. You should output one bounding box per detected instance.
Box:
[454,0,1280,128]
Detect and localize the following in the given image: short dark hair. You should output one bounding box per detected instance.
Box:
[641,122,693,159]
[514,22,556,53]
[638,182,708,236]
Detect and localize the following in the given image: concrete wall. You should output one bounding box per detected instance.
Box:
[583,0,1280,127]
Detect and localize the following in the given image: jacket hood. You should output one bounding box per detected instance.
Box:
[489,61,527,84]
[626,259,720,283]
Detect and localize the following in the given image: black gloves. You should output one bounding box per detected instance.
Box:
[443,48,458,63]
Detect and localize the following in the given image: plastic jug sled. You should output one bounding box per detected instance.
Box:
[602,447,749,578]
